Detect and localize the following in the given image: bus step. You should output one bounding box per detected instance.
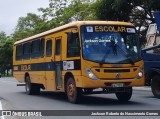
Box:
[17,83,26,86]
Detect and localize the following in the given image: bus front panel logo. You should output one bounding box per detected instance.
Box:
[116,73,120,79]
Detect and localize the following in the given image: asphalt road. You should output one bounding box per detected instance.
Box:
[0,77,160,119]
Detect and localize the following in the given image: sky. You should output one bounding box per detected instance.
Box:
[0,0,49,36]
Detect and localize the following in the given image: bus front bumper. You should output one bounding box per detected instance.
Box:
[77,76,145,88]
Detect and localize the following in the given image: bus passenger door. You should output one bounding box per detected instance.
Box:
[45,39,55,90]
[55,38,62,90]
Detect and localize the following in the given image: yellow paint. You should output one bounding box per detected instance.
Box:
[14,66,18,71]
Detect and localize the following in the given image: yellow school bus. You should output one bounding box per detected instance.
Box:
[13,21,144,103]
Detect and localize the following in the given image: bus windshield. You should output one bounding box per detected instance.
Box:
[81,25,141,64]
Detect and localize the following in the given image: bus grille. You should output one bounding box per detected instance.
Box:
[104,69,130,73]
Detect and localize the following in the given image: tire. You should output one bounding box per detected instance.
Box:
[115,87,132,102]
[25,76,40,95]
[66,77,82,103]
[151,75,160,98]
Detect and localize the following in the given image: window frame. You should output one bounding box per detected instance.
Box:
[16,44,23,60]
[67,32,80,57]
[23,42,31,59]
[46,39,52,57]
[55,39,61,56]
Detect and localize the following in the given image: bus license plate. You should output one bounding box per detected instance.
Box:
[112,83,124,87]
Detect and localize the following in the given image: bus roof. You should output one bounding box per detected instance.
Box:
[14,21,134,45]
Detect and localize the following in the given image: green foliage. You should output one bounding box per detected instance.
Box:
[0,35,13,75]
[94,0,133,21]
[0,31,7,42]
[38,0,96,28]
[60,0,96,21]
[6,0,160,44]
[94,0,160,28]
[12,13,48,41]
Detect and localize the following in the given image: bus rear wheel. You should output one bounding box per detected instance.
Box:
[115,87,132,102]
[25,76,40,95]
[151,75,160,98]
[66,77,82,103]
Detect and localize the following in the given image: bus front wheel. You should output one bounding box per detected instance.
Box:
[25,76,40,95]
[66,77,82,103]
[115,87,132,102]
[151,75,160,98]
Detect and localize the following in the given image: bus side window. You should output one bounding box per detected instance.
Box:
[23,42,31,59]
[40,38,44,57]
[16,45,23,60]
[55,39,61,55]
[46,40,52,57]
[67,33,80,57]
[31,39,40,58]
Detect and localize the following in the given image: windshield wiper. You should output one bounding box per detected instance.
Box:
[100,41,134,65]
[99,47,111,66]
[116,44,135,65]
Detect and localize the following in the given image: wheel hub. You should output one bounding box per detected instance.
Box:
[68,83,75,97]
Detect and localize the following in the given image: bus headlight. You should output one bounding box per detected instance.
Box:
[85,68,98,80]
[137,69,143,79]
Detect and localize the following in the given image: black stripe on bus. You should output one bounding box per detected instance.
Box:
[13,59,81,71]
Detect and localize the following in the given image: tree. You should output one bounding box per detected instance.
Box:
[94,0,133,21]
[12,13,47,41]
[15,13,44,31]
[94,0,160,29]
[38,0,69,20]
[0,40,13,76]
[0,31,7,42]
[94,0,160,47]
[58,0,96,22]
[38,0,96,28]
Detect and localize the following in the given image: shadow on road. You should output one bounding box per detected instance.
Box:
[18,91,146,106]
